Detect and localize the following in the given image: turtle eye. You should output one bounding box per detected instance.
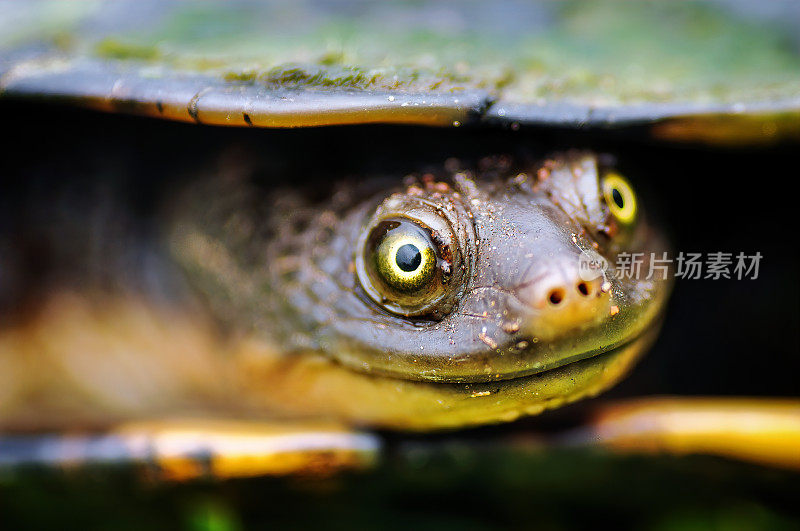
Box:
[602,172,637,224]
[358,218,451,317]
[373,224,436,293]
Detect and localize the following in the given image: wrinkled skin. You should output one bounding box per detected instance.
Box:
[169,151,670,428]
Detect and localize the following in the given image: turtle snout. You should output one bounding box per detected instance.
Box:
[541,275,606,307]
[519,259,612,340]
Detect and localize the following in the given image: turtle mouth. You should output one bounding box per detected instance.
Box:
[430,322,656,385]
[418,325,664,429]
[502,328,648,381]
[399,299,667,385]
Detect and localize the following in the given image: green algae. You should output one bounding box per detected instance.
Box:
[2,1,800,114]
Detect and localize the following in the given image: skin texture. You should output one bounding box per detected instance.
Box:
[168,151,671,429]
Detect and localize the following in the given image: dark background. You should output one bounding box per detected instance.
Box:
[1,101,798,530]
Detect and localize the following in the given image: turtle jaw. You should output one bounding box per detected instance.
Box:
[237,318,663,431]
[421,323,664,429]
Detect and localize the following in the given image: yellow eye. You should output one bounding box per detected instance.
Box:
[602,173,637,224]
[372,221,437,294]
[359,218,450,316]
[373,225,437,293]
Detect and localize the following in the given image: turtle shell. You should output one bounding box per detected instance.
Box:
[1,0,800,142]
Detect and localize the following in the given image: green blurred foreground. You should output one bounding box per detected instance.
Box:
[2,446,799,531]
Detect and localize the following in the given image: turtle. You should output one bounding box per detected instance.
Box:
[0,0,799,489]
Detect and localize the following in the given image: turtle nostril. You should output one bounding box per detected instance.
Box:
[548,288,565,305]
[576,281,590,297]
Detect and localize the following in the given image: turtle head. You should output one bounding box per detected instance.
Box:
[172,151,670,428]
[334,152,669,382]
